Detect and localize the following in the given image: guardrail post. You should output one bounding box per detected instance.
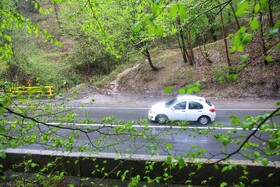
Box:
[48,86,53,96]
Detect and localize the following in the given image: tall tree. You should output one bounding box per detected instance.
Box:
[219,0,232,72]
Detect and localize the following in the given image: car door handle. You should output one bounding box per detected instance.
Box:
[198,110,202,112]
[182,110,186,112]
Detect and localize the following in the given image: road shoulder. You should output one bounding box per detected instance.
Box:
[68,93,279,109]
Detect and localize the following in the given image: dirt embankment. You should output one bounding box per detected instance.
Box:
[63,37,279,106]
[115,38,280,99]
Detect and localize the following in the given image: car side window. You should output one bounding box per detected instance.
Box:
[173,101,186,110]
[189,101,203,110]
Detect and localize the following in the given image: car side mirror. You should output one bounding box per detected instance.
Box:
[171,107,175,111]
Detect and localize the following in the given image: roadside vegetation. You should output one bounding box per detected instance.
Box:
[0,0,279,97]
[0,0,280,186]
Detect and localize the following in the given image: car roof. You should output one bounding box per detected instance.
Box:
[176,94,205,101]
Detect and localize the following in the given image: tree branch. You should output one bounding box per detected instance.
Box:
[215,107,280,164]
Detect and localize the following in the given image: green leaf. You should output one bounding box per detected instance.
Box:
[193,86,201,93]
[149,14,156,22]
[242,33,254,45]
[171,26,177,34]
[239,27,247,34]
[178,3,187,19]
[230,115,241,125]
[237,45,244,52]
[254,3,260,13]
[250,18,259,30]
[265,56,272,62]
[262,158,269,166]
[142,16,150,27]
[27,87,40,95]
[254,151,260,158]
[215,134,231,146]
[155,26,164,37]
[220,182,228,187]
[151,3,159,15]
[222,165,229,173]
[132,22,141,33]
[274,20,280,29]
[165,156,173,165]
[176,157,185,169]
[226,74,238,83]
[240,54,249,63]
[230,46,237,53]
[178,88,185,94]
[252,179,260,184]
[170,5,178,18]
[0,124,5,132]
[268,140,277,150]
[166,144,173,151]
[268,28,279,37]
[260,0,269,11]
[148,26,155,36]
[4,35,12,42]
[0,152,6,159]
[236,0,248,17]
[164,86,174,93]
[233,35,241,46]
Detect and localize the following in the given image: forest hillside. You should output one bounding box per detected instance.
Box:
[1,0,280,99]
[116,38,280,98]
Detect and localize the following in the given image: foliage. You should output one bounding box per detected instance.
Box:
[0,0,280,186]
[214,0,280,83]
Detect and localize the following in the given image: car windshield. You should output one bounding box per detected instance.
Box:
[165,98,177,107]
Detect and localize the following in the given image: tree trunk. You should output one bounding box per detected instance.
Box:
[176,33,188,64]
[187,29,194,66]
[199,35,213,64]
[205,13,217,41]
[230,1,240,30]
[143,47,158,71]
[106,53,111,74]
[219,1,232,73]
[267,0,274,27]
[177,18,188,64]
[259,11,269,65]
[53,3,63,33]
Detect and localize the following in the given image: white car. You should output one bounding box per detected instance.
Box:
[148,95,216,125]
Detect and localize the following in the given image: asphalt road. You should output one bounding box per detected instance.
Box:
[16,105,279,161]
[70,106,277,125]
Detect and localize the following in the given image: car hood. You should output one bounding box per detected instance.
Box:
[150,102,167,111]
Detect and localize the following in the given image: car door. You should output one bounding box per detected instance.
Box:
[186,101,204,121]
[167,101,187,120]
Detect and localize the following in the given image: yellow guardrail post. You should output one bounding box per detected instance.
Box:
[47,86,53,96]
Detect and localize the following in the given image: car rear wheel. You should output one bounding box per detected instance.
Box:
[198,116,210,125]
[156,114,169,124]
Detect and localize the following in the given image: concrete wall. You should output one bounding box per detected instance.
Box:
[2,149,280,186]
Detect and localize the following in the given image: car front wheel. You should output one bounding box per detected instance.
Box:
[156,114,169,124]
[198,116,210,125]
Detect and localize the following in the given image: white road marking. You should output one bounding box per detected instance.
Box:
[46,122,277,131]
[75,106,276,111]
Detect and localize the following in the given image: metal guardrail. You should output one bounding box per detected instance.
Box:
[9,86,54,96]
